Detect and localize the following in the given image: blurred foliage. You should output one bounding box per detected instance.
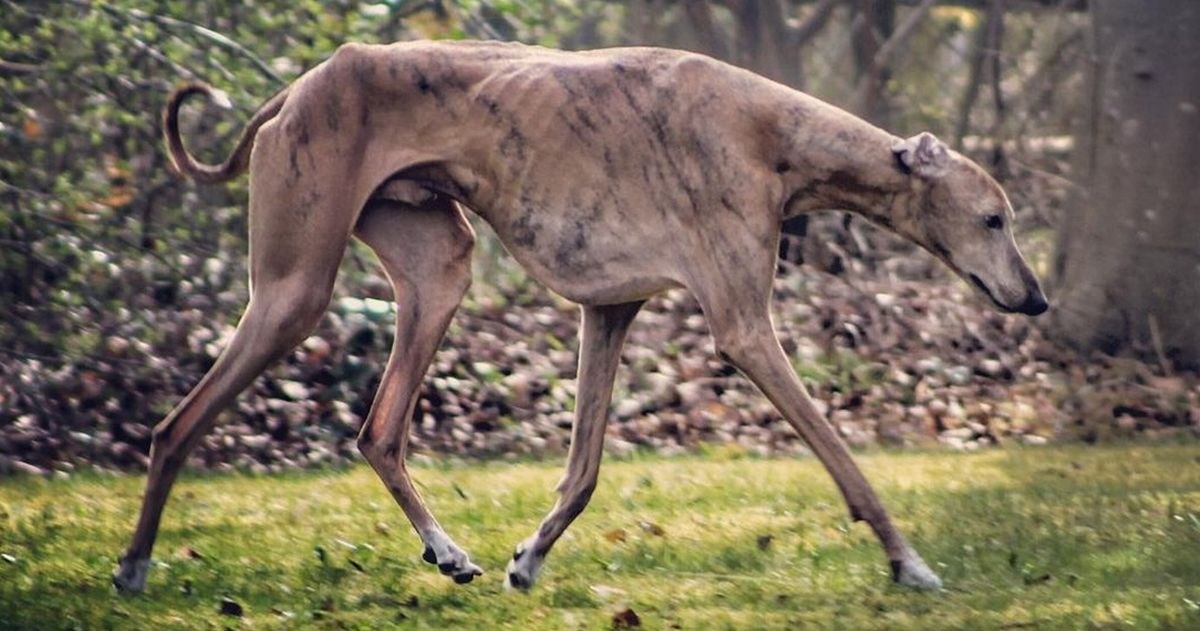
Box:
[2,1,381,357]
[0,0,409,461]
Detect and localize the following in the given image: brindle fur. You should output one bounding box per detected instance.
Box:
[114,40,1046,594]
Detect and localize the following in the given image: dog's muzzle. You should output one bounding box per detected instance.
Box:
[969,274,1048,316]
[1013,289,1048,316]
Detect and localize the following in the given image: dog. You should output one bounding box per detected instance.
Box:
[113,40,1047,593]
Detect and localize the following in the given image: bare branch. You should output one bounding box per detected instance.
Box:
[0,60,42,78]
[872,0,938,70]
[682,0,731,60]
[792,0,840,46]
[954,5,994,148]
[1012,23,1085,141]
[83,2,283,85]
[985,0,1009,174]
[789,0,1084,9]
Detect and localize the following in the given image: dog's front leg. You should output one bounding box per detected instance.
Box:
[712,315,942,589]
[505,301,643,590]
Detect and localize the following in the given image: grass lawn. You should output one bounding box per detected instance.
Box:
[2,444,1200,630]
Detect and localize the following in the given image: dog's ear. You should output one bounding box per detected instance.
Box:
[892,132,949,179]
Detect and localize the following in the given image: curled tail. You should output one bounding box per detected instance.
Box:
[162,83,288,184]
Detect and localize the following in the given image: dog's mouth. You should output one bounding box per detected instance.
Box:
[968,273,1049,316]
[968,273,1012,313]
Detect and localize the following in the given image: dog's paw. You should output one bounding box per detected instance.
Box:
[505,567,534,591]
[422,540,482,585]
[504,540,542,591]
[440,558,484,585]
[891,556,943,591]
[112,557,151,594]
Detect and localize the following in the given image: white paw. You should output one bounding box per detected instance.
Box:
[504,539,542,591]
[893,554,943,590]
[112,557,151,593]
[421,534,482,585]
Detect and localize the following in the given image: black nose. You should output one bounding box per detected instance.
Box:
[1015,290,1048,316]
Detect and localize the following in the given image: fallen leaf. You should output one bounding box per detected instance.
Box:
[219,597,243,617]
[1023,573,1052,585]
[177,546,203,560]
[638,521,665,537]
[98,186,135,209]
[104,159,130,182]
[1147,376,1185,394]
[22,111,41,140]
[612,607,641,629]
[603,528,628,543]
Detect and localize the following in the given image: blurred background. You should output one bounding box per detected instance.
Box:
[1,0,1196,475]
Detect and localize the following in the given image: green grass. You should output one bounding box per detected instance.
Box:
[3,445,1200,630]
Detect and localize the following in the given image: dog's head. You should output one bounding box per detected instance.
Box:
[889,132,1047,316]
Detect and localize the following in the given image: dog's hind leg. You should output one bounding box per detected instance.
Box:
[505,300,643,590]
[114,136,358,592]
[352,197,483,584]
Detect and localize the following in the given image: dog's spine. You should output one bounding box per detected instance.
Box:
[163,83,288,184]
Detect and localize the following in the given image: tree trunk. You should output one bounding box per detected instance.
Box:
[1051,0,1200,368]
[732,0,798,88]
[852,0,896,125]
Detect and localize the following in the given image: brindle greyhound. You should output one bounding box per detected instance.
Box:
[113,40,1047,593]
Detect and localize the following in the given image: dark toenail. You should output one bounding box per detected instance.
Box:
[890,559,902,582]
[438,562,457,574]
[454,572,475,584]
[422,546,437,565]
[508,571,528,589]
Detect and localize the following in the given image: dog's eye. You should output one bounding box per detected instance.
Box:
[984,214,1004,230]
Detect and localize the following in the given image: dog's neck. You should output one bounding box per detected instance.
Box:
[776,108,915,231]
